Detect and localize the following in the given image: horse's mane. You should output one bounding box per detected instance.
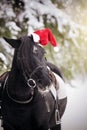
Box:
[47,62,64,80]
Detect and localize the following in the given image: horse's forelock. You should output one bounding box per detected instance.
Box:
[18,36,46,63]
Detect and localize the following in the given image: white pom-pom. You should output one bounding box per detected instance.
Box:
[31,33,40,42]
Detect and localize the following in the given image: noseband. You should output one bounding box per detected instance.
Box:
[23,65,47,88]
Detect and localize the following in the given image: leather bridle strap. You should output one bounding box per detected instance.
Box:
[3,74,34,104]
[22,65,46,88]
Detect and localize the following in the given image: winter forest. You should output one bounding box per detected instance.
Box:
[0,0,87,130]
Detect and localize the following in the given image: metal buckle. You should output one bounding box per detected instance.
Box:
[27,79,36,88]
[55,109,61,125]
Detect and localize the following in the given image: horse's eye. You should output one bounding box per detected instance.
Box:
[33,46,38,53]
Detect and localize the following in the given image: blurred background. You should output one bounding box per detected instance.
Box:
[0,0,87,130]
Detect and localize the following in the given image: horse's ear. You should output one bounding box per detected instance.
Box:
[3,37,21,48]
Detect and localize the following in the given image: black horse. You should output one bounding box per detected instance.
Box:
[0,35,67,130]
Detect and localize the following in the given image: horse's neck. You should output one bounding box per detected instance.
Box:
[8,69,23,86]
[7,67,27,94]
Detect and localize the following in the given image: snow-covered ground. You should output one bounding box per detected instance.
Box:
[0,77,87,130]
[62,76,87,130]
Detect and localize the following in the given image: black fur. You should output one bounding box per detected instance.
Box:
[1,36,67,130]
[2,36,51,130]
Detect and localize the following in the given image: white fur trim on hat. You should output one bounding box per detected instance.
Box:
[31,33,40,43]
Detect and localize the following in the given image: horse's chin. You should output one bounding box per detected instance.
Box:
[38,76,51,89]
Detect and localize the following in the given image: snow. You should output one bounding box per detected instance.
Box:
[62,77,87,130]
[0,0,61,65]
[0,0,87,68]
[0,0,86,40]
[6,22,21,37]
[0,38,13,54]
[0,3,15,18]
[22,0,87,50]
[0,53,7,65]
[0,38,14,70]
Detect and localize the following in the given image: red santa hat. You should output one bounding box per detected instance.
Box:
[31,28,57,47]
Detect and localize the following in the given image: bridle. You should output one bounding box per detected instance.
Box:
[5,40,49,104]
[23,65,46,88]
[5,65,48,104]
[17,44,48,93]
[22,65,47,99]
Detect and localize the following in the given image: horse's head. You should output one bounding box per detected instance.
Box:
[4,36,51,89]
